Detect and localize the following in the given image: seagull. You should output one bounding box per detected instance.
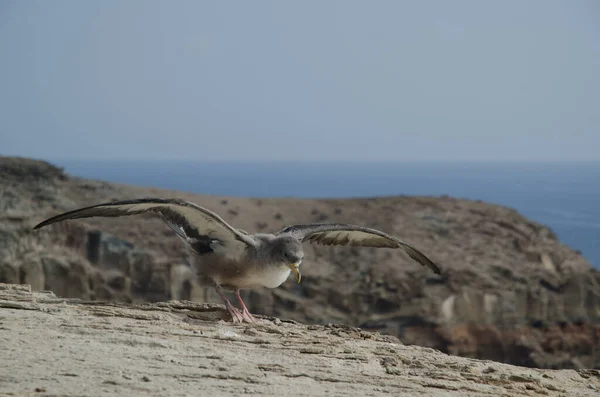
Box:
[34,198,441,323]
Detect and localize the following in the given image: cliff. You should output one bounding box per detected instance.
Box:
[1,156,599,370]
[1,283,599,396]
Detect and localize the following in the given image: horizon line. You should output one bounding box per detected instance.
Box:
[39,157,600,165]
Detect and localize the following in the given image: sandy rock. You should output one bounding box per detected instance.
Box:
[1,283,599,397]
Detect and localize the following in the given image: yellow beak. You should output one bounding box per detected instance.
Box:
[289,263,301,284]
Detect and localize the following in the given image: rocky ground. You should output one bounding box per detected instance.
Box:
[2,283,599,397]
[1,156,599,370]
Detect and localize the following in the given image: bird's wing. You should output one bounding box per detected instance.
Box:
[34,198,256,250]
[277,223,440,274]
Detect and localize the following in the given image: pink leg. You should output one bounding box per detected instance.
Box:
[216,285,244,323]
[235,290,256,323]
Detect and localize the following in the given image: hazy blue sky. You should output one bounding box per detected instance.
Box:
[1,0,599,161]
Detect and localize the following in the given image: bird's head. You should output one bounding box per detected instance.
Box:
[271,236,304,283]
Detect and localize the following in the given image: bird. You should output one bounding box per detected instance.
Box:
[34,198,441,323]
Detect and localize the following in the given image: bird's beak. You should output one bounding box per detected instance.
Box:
[289,263,301,284]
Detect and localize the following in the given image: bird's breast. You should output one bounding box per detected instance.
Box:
[203,256,293,290]
[258,266,292,288]
[230,265,291,289]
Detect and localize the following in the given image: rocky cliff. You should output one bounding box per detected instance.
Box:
[2,283,599,397]
[1,156,599,369]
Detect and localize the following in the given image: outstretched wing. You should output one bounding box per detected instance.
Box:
[277,223,440,275]
[34,198,256,251]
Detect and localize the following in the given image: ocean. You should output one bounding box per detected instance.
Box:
[53,160,600,269]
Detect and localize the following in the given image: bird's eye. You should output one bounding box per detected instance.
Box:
[284,253,288,257]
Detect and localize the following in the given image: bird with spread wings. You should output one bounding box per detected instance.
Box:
[34,198,441,323]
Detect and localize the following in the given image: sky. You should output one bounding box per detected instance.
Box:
[0,0,599,162]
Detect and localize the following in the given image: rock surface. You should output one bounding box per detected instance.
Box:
[1,283,599,397]
[1,156,599,369]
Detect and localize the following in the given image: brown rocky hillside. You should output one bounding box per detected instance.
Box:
[1,156,598,369]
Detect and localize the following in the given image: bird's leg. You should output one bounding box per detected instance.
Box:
[235,290,256,323]
[215,285,244,323]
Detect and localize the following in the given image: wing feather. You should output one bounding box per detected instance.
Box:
[278,223,440,274]
[33,198,256,251]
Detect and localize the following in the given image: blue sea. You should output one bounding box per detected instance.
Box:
[53,160,600,269]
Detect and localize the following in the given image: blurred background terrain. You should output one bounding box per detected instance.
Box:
[1,0,599,370]
[2,157,599,370]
